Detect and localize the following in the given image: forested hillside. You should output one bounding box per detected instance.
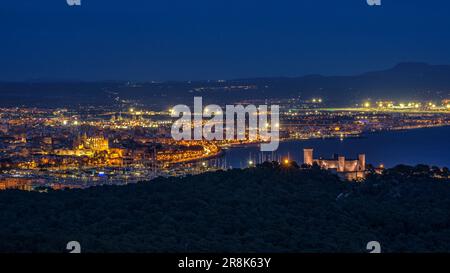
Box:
[0,162,449,253]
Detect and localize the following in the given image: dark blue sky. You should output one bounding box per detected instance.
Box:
[1,0,449,81]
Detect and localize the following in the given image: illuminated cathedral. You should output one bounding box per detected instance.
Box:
[74,133,109,152]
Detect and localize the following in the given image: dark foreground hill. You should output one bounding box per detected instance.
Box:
[0,163,449,253]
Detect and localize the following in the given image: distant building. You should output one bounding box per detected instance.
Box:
[0,178,33,191]
[42,137,53,146]
[73,133,109,151]
[303,148,366,180]
[56,134,110,157]
[54,134,123,166]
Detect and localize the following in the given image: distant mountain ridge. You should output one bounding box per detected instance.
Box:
[0,63,449,108]
[231,62,450,104]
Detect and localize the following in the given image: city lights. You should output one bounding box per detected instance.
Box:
[0,96,448,191]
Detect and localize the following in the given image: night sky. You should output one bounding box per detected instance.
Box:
[1,0,449,81]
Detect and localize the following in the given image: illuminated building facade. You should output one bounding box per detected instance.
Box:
[303,148,366,180]
[74,134,109,151]
[0,178,33,191]
[55,134,121,162]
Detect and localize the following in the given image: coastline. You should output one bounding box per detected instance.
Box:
[174,124,450,166]
[222,123,450,148]
[220,125,450,168]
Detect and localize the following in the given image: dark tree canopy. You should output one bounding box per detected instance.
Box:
[0,163,449,253]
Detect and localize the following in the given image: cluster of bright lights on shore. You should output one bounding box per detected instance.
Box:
[362,101,450,110]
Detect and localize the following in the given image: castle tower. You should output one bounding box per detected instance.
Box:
[358,154,366,171]
[303,148,313,165]
[338,156,346,172]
